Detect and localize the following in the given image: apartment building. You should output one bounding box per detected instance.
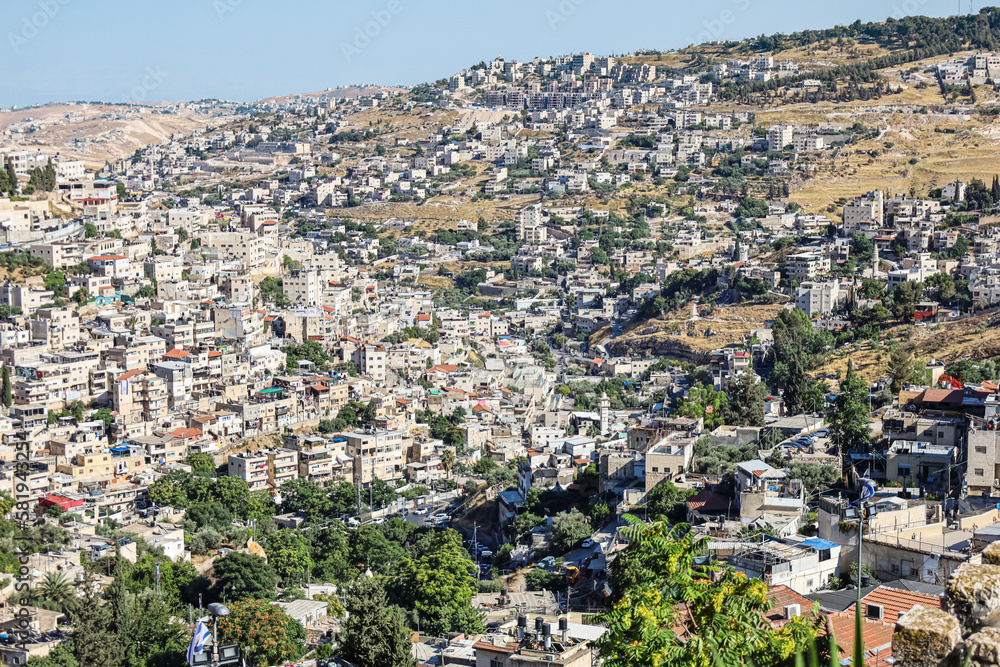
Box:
[795,280,845,317]
[644,435,696,489]
[342,428,406,485]
[228,451,270,492]
[885,440,957,487]
[284,269,323,306]
[785,253,830,282]
[106,336,167,371]
[265,448,298,489]
[729,540,840,594]
[766,124,794,151]
[202,231,266,267]
[842,191,885,235]
[113,370,168,439]
[882,410,964,448]
[150,319,216,350]
[357,344,387,382]
[967,429,1000,495]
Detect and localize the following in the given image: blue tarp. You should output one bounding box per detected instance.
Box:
[800,538,838,551]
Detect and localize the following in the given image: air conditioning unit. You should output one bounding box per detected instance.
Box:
[866,603,884,620]
[784,604,801,620]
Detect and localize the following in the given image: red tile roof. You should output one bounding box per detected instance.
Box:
[208,351,222,358]
[763,585,817,627]
[850,586,942,625]
[116,369,146,382]
[825,612,896,667]
[162,349,191,359]
[429,364,458,373]
[686,488,729,514]
[88,254,127,261]
[168,427,202,439]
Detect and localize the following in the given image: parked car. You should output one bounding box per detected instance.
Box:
[581,538,594,549]
[539,556,556,568]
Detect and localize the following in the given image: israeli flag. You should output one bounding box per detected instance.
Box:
[860,481,875,502]
[849,478,876,507]
[187,621,211,665]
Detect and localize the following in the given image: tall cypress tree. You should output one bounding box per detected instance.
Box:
[338,576,416,667]
[4,160,16,196]
[2,365,11,409]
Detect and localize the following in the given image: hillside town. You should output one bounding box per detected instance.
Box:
[12,18,1000,666]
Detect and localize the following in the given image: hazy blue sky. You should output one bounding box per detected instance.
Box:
[0,0,961,107]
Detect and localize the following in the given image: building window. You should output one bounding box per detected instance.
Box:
[977,446,987,454]
[976,469,985,477]
[490,660,504,667]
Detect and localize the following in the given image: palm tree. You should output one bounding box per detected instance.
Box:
[35,571,77,613]
[126,315,138,335]
[39,571,72,602]
[440,449,455,480]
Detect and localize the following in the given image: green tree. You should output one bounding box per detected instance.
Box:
[369,477,397,510]
[643,482,695,522]
[674,383,728,429]
[788,462,841,498]
[599,517,823,667]
[891,280,923,323]
[850,233,874,263]
[185,452,215,476]
[211,475,250,510]
[213,552,280,601]
[266,530,314,582]
[109,587,188,667]
[888,344,918,393]
[147,473,187,508]
[84,223,99,239]
[217,598,306,667]
[279,477,333,520]
[724,370,767,427]
[43,271,67,297]
[829,360,871,457]
[1,365,10,408]
[395,530,482,636]
[859,278,886,300]
[68,574,121,667]
[551,508,592,552]
[512,512,544,539]
[338,576,416,667]
[27,644,78,667]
